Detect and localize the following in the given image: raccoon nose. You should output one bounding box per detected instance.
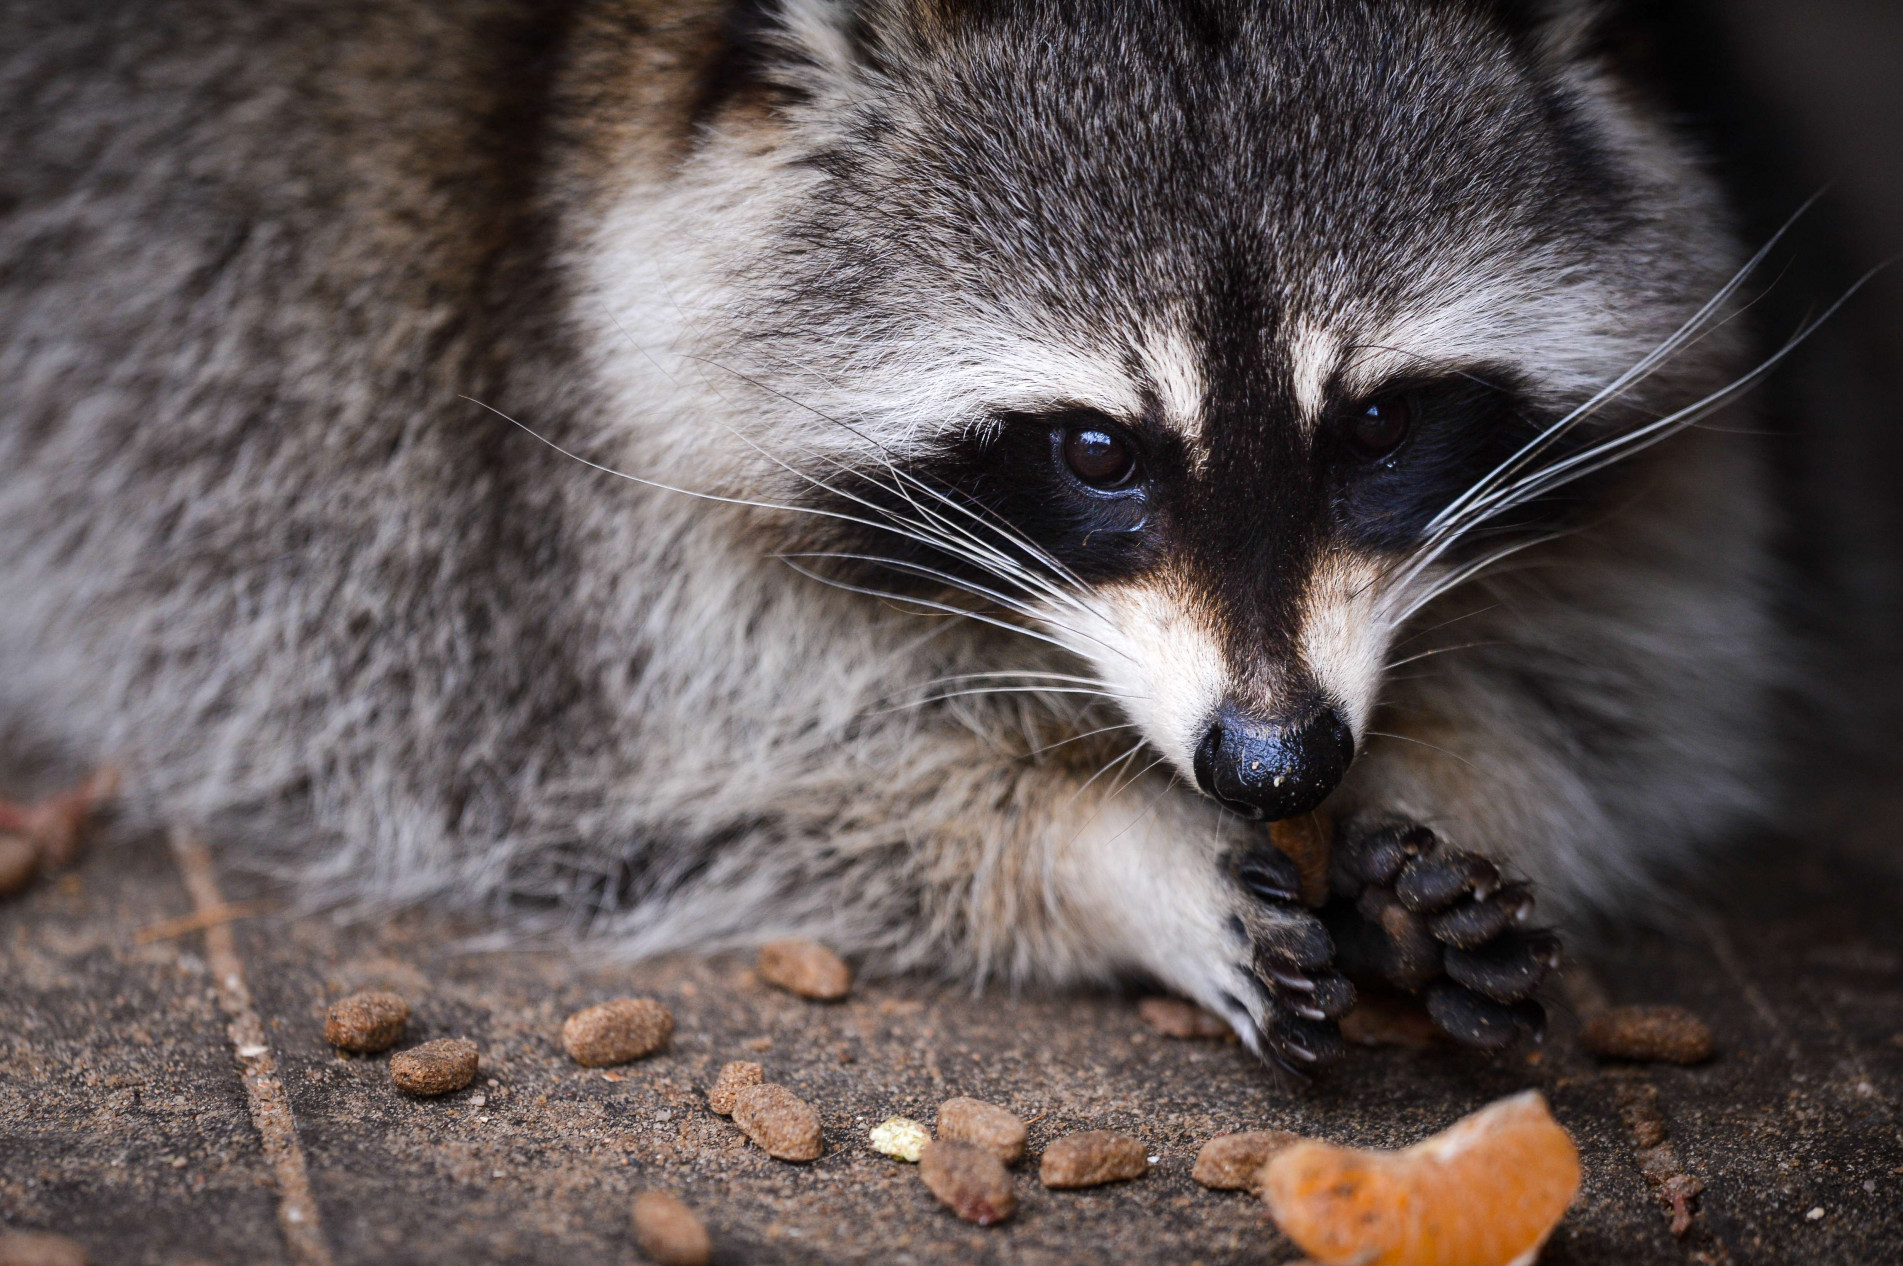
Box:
[1192,704,1355,822]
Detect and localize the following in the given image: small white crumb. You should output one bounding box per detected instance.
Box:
[1148,1154,1161,1164]
[468,1093,487,1108]
[869,1116,931,1162]
[1806,1207,1825,1221]
[236,1044,267,1058]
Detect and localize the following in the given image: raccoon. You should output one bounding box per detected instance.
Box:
[0,0,1781,1070]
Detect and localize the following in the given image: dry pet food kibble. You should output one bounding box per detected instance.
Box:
[706,1060,763,1115]
[920,1140,1017,1225]
[1039,1130,1149,1188]
[561,997,674,1066]
[323,991,411,1053]
[936,1096,1027,1166]
[869,1116,931,1162]
[1259,1090,1581,1266]
[757,939,853,1000]
[1579,1005,1714,1065]
[1193,1130,1300,1190]
[389,1038,479,1096]
[0,835,39,897]
[630,1190,712,1266]
[0,1232,89,1266]
[1137,997,1232,1040]
[731,1083,824,1161]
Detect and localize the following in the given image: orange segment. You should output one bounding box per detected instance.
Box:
[1259,1091,1581,1266]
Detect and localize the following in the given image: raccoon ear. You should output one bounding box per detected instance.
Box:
[1501,0,1622,65]
[691,0,878,125]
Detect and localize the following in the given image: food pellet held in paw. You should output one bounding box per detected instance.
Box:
[323,991,411,1054]
[0,1231,89,1266]
[561,997,673,1066]
[390,1037,479,1096]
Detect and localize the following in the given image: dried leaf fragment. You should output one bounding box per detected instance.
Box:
[1259,1090,1580,1266]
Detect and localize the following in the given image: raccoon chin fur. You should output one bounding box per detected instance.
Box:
[0,0,1780,1068]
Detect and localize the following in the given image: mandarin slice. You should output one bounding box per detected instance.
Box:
[1259,1090,1580,1266]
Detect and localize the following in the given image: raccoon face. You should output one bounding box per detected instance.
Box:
[590,0,1737,820]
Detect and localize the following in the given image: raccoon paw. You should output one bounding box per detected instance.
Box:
[1221,843,1357,1075]
[1324,823,1556,1052]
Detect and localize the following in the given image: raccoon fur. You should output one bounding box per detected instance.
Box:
[0,0,1781,1068]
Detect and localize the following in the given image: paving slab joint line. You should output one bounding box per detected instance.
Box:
[167,824,334,1266]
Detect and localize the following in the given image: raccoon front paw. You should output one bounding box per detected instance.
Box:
[1224,844,1357,1075]
[1324,823,1557,1051]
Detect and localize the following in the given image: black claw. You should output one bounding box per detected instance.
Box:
[1442,929,1558,1002]
[1427,896,1512,949]
[1395,851,1499,914]
[1512,999,1548,1042]
[1237,848,1304,905]
[1357,886,1443,990]
[1424,979,1520,1051]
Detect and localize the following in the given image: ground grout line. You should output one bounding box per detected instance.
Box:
[167,825,334,1266]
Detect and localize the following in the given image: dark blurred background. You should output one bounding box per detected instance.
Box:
[1650,2,1903,856]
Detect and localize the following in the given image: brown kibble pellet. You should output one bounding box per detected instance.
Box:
[757,939,852,1000]
[389,1037,479,1095]
[0,835,40,896]
[561,997,673,1067]
[707,1060,764,1115]
[631,1191,712,1266]
[1039,1130,1149,1188]
[0,1231,89,1266]
[920,1140,1017,1225]
[1137,997,1232,1040]
[731,1083,824,1161]
[1193,1130,1301,1190]
[323,991,411,1054]
[936,1096,1028,1166]
[1580,1005,1714,1065]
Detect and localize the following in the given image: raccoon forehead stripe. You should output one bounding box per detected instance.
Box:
[1133,325,1207,445]
[1287,321,1343,430]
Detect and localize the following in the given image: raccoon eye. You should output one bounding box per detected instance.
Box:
[1060,422,1139,489]
[1346,396,1413,462]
